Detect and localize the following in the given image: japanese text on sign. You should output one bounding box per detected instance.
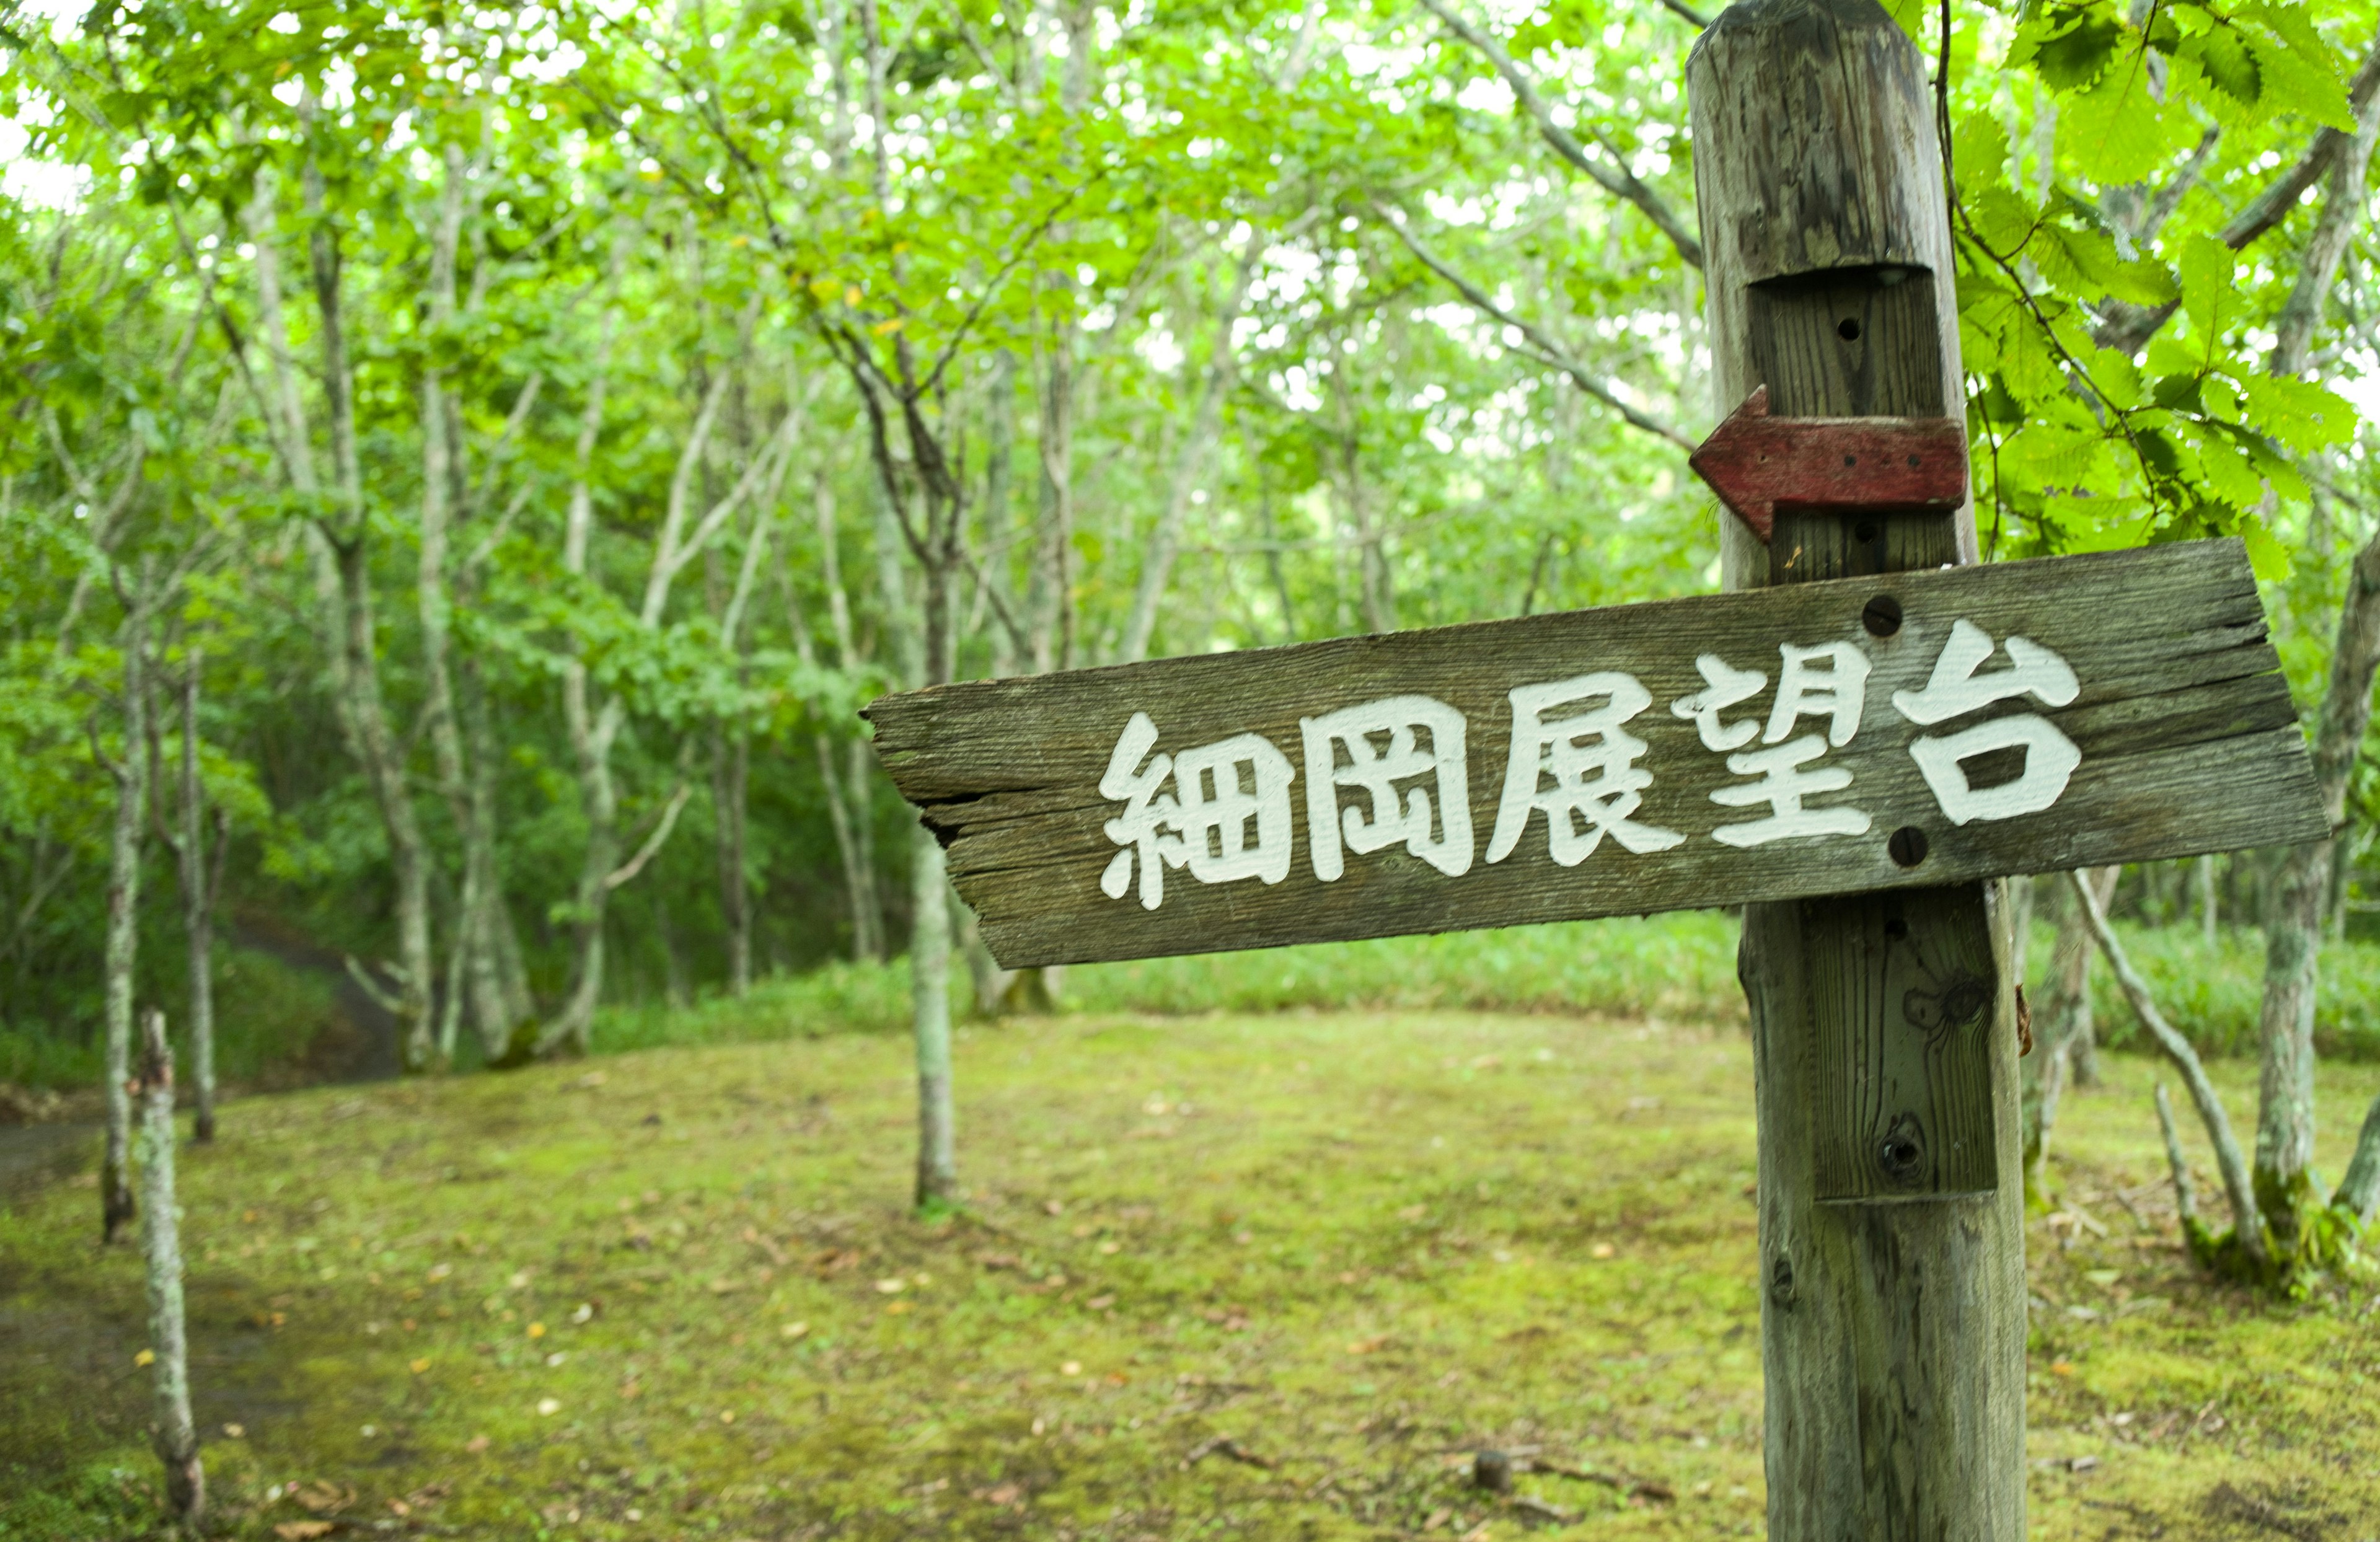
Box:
[1096,620,2081,910]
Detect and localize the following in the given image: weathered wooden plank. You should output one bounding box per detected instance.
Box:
[866,539,2322,969]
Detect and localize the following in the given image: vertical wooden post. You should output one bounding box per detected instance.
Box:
[1689,2,2026,1536]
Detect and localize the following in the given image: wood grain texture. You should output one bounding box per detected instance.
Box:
[866,540,2320,969]
[1690,0,2024,1533]
[1806,887,1999,1200]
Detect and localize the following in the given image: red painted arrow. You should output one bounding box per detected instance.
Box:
[1688,386,1967,544]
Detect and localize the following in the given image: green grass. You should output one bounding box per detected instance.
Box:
[5,1007,2377,1540]
[2073,922,2380,1062]
[585,910,2380,1065]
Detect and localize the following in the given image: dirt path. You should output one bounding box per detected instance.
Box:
[0,920,402,1201]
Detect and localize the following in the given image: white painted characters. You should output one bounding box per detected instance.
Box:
[1673,643,1874,847]
[1091,620,2086,904]
[1485,674,1684,866]
[1300,696,1473,881]
[1097,712,1295,910]
[1892,619,2081,825]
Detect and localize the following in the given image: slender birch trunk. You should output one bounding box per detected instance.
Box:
[538,312,792,1053]
[542,325,625,1056]
[2024,865,2118,1192]
[134,1008,204,1527]
[2254,90,2380,1254]
[2198,853,2219,945]
[1114,239,1263,664]
[909,827,956,1205]
[300,134,436,1069]
[174,653,221,1141]
[711,724,753,995]
[789,471,887,959]
[101,594,150,1243]
[415,141,474,1068]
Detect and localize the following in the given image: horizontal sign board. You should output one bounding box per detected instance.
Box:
[867,540,2324,968]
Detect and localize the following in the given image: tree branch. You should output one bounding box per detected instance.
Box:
[2097,32,2380,354]
[604,778,695,891]
[1373,201,1695,451]
[1414,0,1703,270]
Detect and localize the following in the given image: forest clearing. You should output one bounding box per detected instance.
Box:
[14,0,2380,1530]
[6,973,2380,1540]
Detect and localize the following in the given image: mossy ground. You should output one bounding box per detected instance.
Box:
[3,1008,2377,1540]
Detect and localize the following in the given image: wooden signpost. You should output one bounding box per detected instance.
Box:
[867,0,2327,1534]
[870,541,2317,972]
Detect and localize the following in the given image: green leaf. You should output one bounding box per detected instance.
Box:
[2241,516,2294,580]
[2029,7,2125,90]
[2177,233,2245,356]
[1952,114,2013,195]
[2056,58,2190,183]
[2236,374,2358,452]
[2175,25,2261,108]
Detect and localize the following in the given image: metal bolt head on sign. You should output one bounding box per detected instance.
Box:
[866,539,2321,969]
[1689,385,1969,544]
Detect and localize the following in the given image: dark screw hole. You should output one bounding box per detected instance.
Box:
[1880,1136,1923,1173]
[1887,826,1929,868]
[1837,317,1861,341]
[1884,917,1910,941]
[1862,594,1903,637]
[1853,521,1879,544]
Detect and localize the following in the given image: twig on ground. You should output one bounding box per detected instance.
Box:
[2154,1083,2200,1230]
[1530,1460,1673,1501]
[1182,1435,1276,1471]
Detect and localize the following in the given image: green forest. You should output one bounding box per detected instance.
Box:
[8,0,2380,1531]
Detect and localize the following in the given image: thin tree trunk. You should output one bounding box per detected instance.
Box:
[101,596,149,1243]
[2294,531,2380,1223]
[539,312,624,1058]
[1115,240,1263,664]
[909,825,956,1206]
[815,735,883,960]
[847,741,885,955]
[787,469,886,961]
[2025,865,2119,1189]
[134,1009,203,1527]
[2337,1094,2380,1223]
[457,659,521,1052]
[330,530,436,1068]
[2253,82,2380,1251]
[2198,853,2219,946]
[415,141,474,1070]
[303,134,436,1070]
[711,722,752,995]
[175,653,219,1141]
[537,313,790,1054]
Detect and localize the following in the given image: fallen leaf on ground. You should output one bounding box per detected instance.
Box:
[273,1525,333,1541]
